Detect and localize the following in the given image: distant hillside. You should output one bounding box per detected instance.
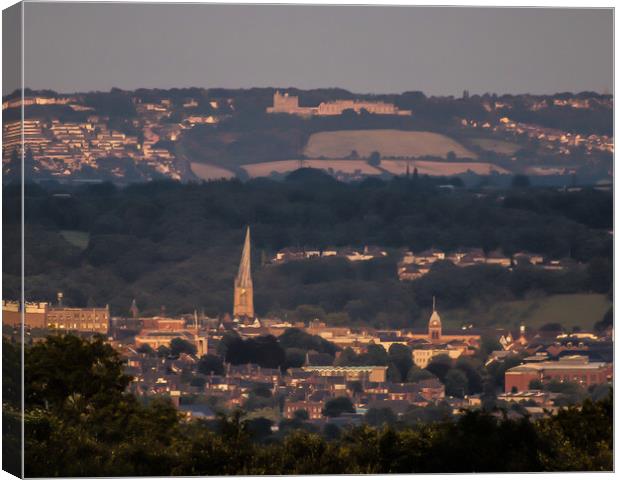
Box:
[303,130,478,159]
[5,87,612,185]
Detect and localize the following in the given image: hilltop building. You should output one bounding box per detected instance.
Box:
[266,91,412,117]
[233,226,255,320]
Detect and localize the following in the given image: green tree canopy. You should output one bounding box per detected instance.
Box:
[445,369,469,398]
[323,396,355,418]
[170,337,198,357]
[25,334,131,412]
[197,354,225,376]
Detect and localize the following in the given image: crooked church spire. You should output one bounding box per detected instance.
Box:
[236,226,253,289]
[233,226,254,319]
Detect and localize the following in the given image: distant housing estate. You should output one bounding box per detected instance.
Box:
[1,94,229,181]
[270,244,569,281]
[397,248,572,281]
[267,91,412,117]
[272,245,387,264]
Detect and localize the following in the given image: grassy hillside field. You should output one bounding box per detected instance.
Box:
[440,293,611,331]
[469,137,522,155]
[303,130,478,159]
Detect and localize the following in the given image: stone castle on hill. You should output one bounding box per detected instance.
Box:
[266,91,412,117]
[233,226,255,320]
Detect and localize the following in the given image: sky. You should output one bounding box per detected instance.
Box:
[4,3,614,96]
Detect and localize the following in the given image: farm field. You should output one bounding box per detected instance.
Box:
[242,159,382,178]
[190,162,236,180]
[380,159,510,176]
[303,130,478,159]
[469,137,522,155]
[440,293,610,331]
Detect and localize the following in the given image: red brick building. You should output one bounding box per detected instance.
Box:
[504,355,612,393]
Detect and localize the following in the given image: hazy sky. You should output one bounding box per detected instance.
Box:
[7,3,614,96]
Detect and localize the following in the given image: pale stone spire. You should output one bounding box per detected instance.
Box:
[233,226,254,319]
[236,226,253,289]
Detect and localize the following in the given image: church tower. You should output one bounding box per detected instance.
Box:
[428,296,442,341]
[233,226,254,320]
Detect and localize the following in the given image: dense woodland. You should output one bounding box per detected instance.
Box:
[2,335,613,476]
[3,170,612,329]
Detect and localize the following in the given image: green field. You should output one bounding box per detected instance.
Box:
[304,130,478,159]
[441,294,611,332]
[60,230,90,250]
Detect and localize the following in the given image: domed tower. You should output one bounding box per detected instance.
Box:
[428,296,442,341]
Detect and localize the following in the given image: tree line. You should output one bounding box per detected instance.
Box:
[2,335,612,476]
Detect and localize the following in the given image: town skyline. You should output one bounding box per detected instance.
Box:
[2,3,614,476]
